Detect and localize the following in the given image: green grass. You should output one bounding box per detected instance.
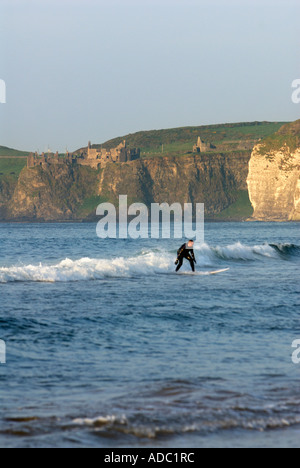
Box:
[0,158,27,177]
[0,146,30,157]
[214,191,253,220]
[258,134,299,155]
[258,120,300,155]
[86,121,287,157]
[77,195,109,217]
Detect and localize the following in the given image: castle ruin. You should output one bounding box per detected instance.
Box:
[27,141,140,170]
[193,136,214,153]
[77,140,140,169]
[27,151,73,168]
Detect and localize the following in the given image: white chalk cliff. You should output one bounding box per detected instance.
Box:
[247,120,300,221]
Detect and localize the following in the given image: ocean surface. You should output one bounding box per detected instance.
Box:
[0,222,299,448]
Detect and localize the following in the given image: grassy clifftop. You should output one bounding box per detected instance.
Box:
[0,158,27,178]
[0,146,30,157]
[75,121,286,157]
[258,120,300,155]
[0,147,28,185]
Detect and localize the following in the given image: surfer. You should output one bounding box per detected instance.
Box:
[175,240,196,273]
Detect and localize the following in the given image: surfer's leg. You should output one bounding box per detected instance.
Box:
[188,258,195,272]
[176,258,183,272]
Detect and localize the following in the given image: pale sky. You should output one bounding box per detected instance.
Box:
[0,0,299,152]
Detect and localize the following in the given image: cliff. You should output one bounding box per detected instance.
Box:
[0,151,252,222]
[3,119,299,223]
[247,120,300,221]
[98,152,251,217]
[4,164,100,222]
[0,176,18,219]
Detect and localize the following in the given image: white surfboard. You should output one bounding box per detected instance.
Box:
[179,268,230,276]
[206,268,230,275]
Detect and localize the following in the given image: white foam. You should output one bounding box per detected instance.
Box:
[73,415,127,426]
[196,242,278,261]
[0,242,281,283]
[0,252,174,283]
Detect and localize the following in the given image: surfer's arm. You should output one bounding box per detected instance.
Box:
[177,244,186,257]
[175,244,185,265]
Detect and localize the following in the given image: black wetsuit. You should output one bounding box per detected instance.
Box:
[175,243,196,272]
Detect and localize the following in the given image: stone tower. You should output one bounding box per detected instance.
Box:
[27,152,35,168]
[193,136,212,153]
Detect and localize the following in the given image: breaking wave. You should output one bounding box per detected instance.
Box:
[269,243,300,258]
[0,253,172,283]
[195,242,300,263]
[71,413,300,439]
[0,242,298,283]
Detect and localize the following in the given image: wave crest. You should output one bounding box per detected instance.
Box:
[0,242,297,283]
[0,253,173,283]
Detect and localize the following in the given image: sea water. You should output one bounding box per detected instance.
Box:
[0,222,299,448]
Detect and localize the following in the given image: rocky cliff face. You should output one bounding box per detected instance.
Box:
[0,151,251,222]
[247,120,300,221]
[5,164,100,222]
[98,152,251,216]
[0,176,18,219]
